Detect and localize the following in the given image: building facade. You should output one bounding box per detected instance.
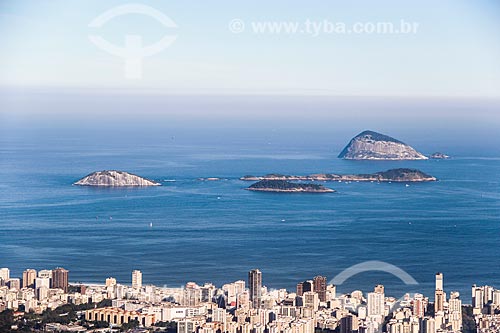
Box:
[248,269,262,309]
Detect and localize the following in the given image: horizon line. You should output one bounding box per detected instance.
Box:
[1,84,500,101]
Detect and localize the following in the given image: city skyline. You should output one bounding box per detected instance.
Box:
[0,265,492,305]
[2,264,499,332]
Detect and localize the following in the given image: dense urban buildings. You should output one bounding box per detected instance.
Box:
[1,267,500,333]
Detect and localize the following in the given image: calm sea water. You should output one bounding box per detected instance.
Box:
[1,91,500,302]
[1,126,499,303]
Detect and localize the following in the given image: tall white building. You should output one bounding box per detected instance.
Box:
[448,292,462,331]
[367,292,385,317]
[0,268,10,282]
[435,273,443,291]
[201,283,216,302]
[483,285,494,305]
[223,280,246,305]
[222,283,236,304]
[183,282,202,307]
[234,280,245,294]
[327,284,336,301]
[472,285,485,309]
[237,291,250,310]
[35,277,50,289]
[422,317,436,333]
[303,291,319,311]
[37,286,49,301]
[132,270,142,289]
[493,289,500,306]
[7,278,20,290]
[212,308,226,323]
[116,284,125,299]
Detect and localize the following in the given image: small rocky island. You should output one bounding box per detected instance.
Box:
[241,168,437,182]
[246,180,335,193]
[430,152,450,159]
[338,130,428,160]
[74,170,161,187]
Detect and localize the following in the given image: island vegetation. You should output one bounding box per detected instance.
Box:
[241,168,437,182]
[246,180,335,193]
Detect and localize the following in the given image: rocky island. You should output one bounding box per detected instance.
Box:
[74,170,161,186]
[338,130,428,160]
[430,152,450,159]
[246,180,335,193]
[241,168,437,182]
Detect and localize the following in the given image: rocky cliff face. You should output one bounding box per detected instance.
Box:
[74,170,160,186]
[338,130,427,160]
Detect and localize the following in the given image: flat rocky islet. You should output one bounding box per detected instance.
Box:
[430,152,450,159]
[74,170,160,186]
[241,168,437,182]
[246,180,335,193]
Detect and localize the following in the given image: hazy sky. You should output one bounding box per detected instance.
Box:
[1,0,499,97]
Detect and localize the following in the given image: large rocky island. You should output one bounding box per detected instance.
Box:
[246,180,335,193]
[241,168,437,182]
[74,170,161,187]
[338,130,428,160]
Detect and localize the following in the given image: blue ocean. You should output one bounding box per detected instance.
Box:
[1,94,499,302]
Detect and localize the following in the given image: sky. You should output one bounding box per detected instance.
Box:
[0,0,500,97]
